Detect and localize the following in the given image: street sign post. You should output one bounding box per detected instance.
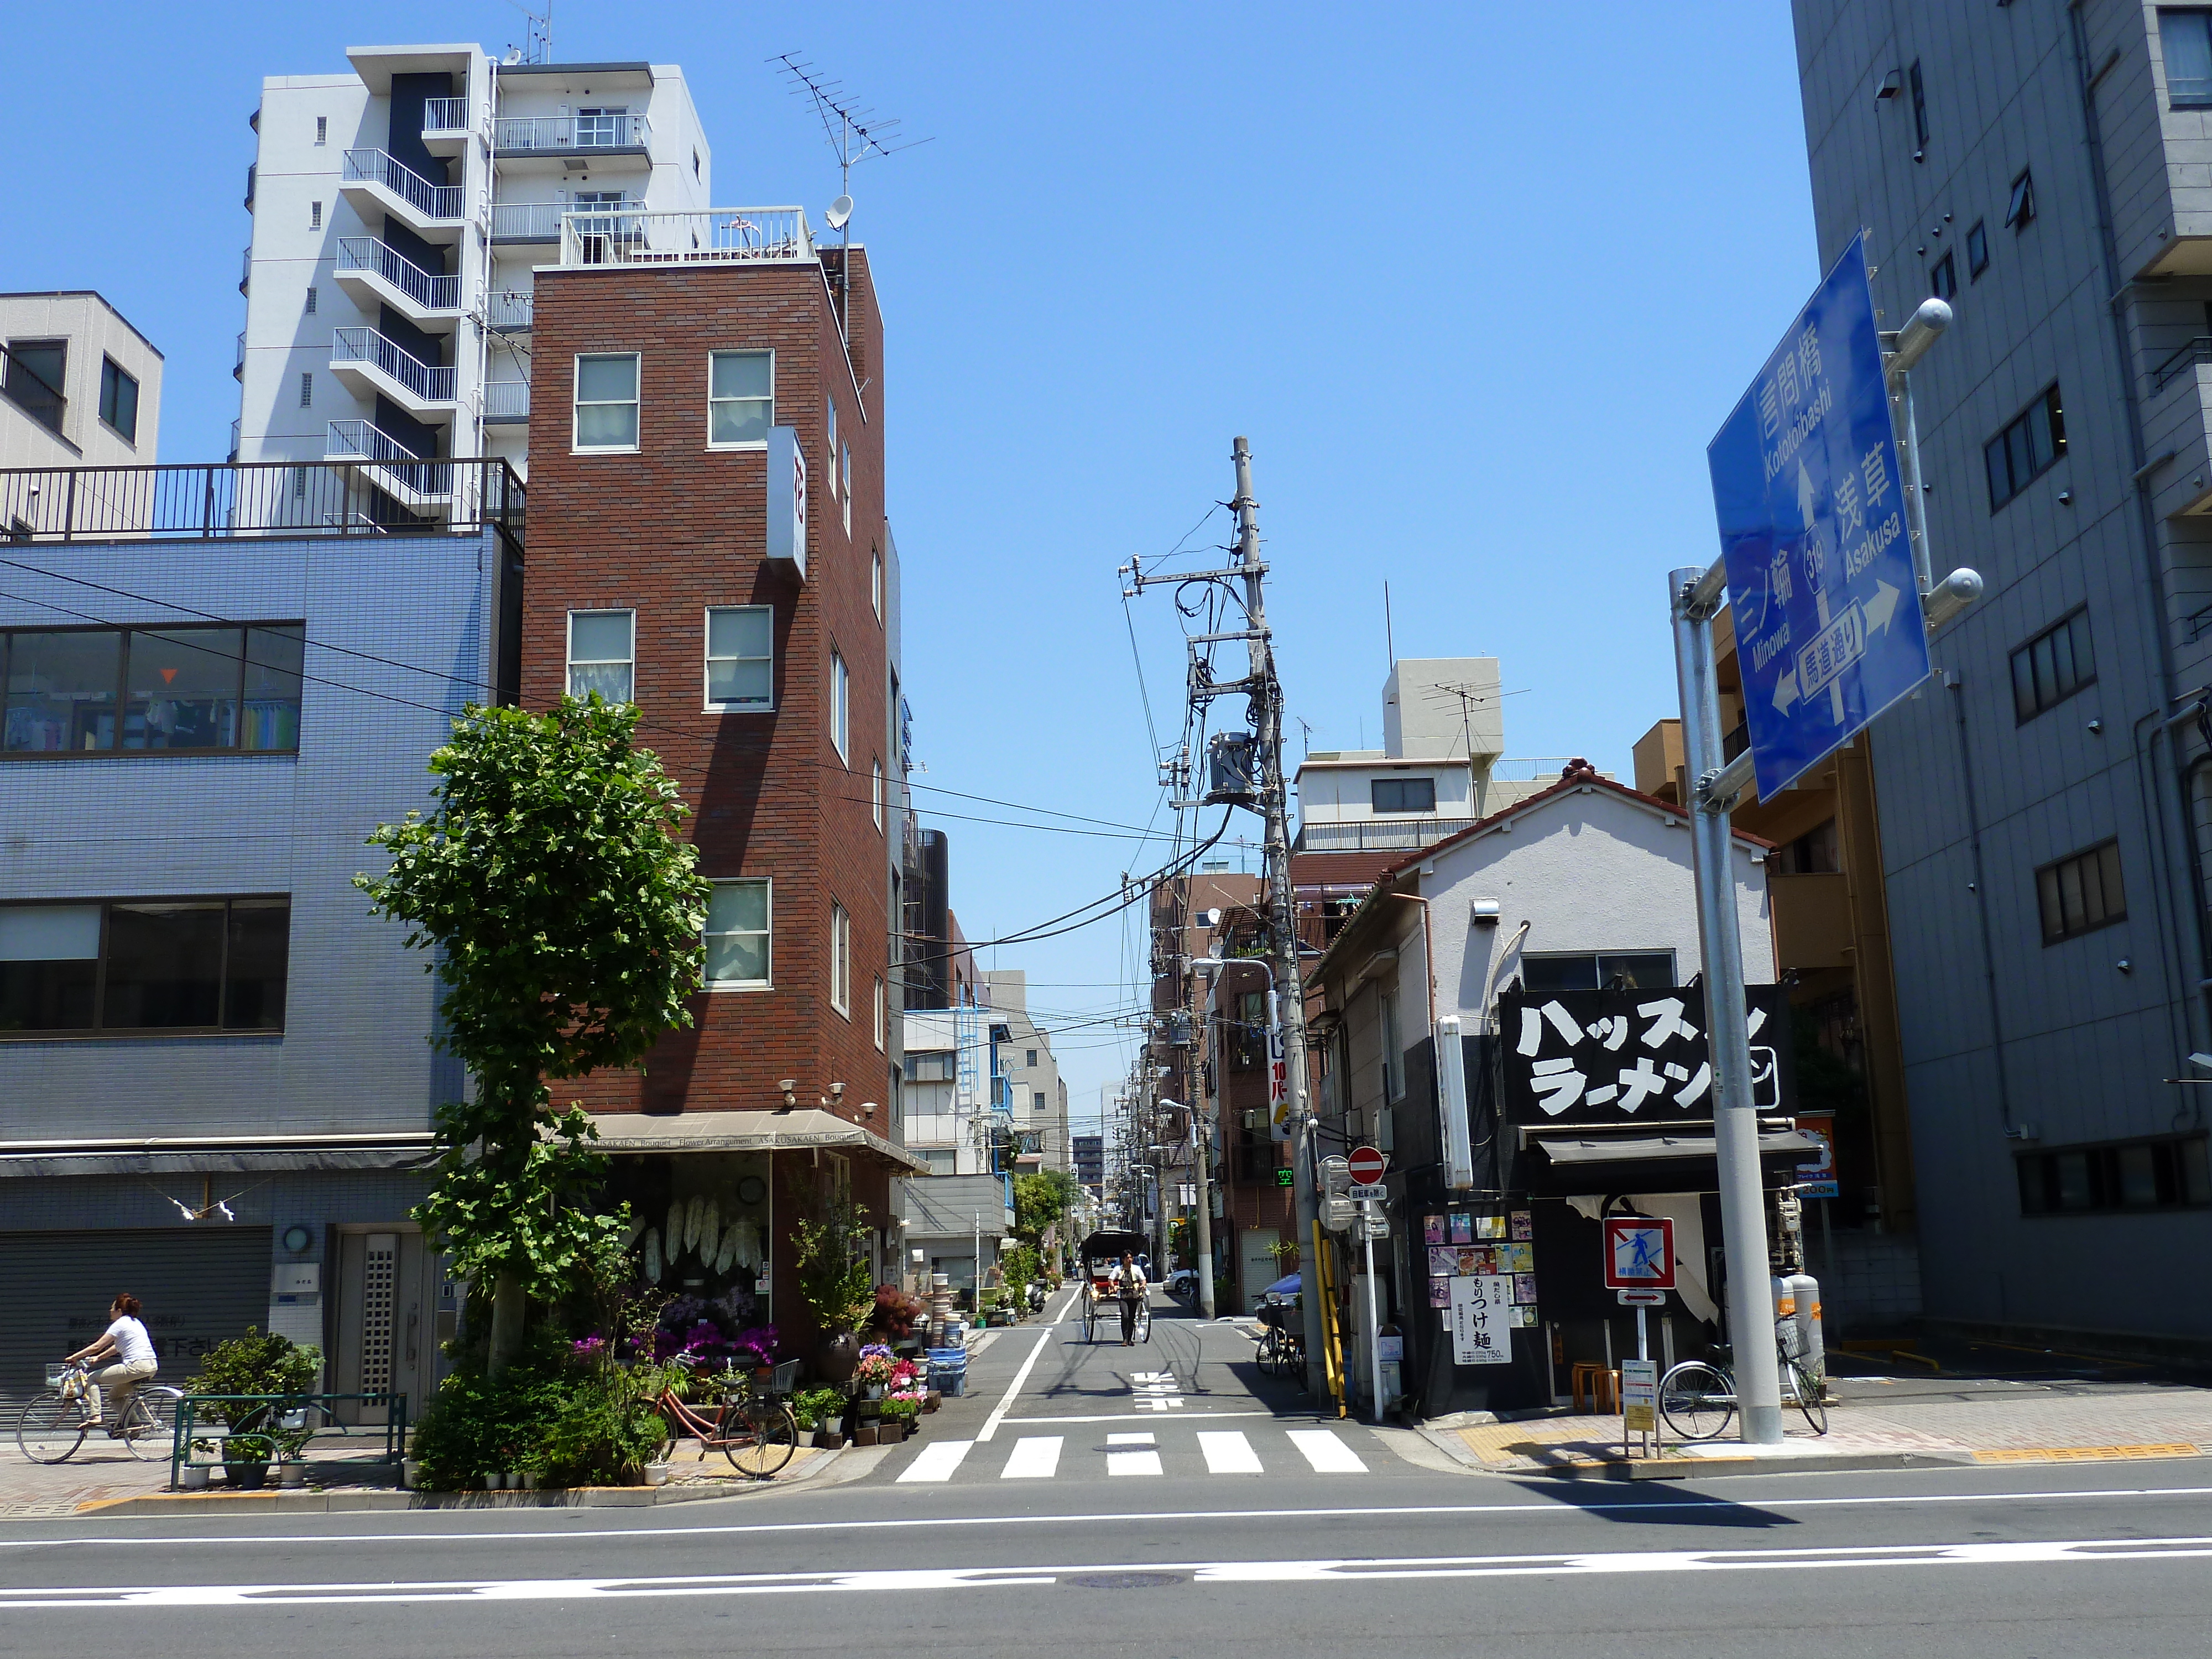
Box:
[1708,233,1931,799]
[1347,1182,1387,1202]
[1621,1358,1660,1449]
[1603,1217,1676,1290]
[1615,1289,1667,1307]
[1347,1145,1387,1185]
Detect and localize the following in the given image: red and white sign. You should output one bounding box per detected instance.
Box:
[1347,1145,1388,1186]
[1602,1216,1675,1291]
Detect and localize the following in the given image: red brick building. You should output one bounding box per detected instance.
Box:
[522,224,916,1348]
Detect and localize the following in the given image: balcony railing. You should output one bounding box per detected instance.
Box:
[421,96,471,133]
[341,149,464,222]
[239,246,251,296]
[232,331,246,380]
[336,237,459,311]
[482,380,529,419]
[494,112,650,152]
[332,327,456,404]
[559,206,815,268]
[2153,335,2212,392]
[487,290,534,331]
[488,201,568,241]
[1293,817,1477,852]
[327,419,454,494]
[0,457,523,542]
[228,418,241,462]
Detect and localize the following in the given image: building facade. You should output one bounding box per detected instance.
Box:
[1792,0,2212,1350]
[981,971,1071,1175]
[2,291,163,472]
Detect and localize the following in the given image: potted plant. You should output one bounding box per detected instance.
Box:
[853,1344,899,1400]
[791,1185,877,1384]
[791,1386,847,1449]
[879,1394,922,1443]
[185,1327,322,1491]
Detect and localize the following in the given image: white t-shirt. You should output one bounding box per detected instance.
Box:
[106,1316,155,1368]
[1113,1264,1147,1293]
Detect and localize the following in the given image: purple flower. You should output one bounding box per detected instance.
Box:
[571,1335,607,1359]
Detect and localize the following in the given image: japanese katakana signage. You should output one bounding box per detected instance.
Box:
[1708,233,1931,798]
[1496,985,1794,1126]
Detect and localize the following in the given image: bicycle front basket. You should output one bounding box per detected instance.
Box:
[46,1364,70,1387]
[768,1358,802,1395]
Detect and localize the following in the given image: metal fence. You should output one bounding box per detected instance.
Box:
[560,206,815,268]
[342,149,465,222]
[0,458,524,544]
[170,1391,408,1490]
[336,237,460,311]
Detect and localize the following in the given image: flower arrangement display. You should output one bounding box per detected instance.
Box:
[853,1344,900,1389]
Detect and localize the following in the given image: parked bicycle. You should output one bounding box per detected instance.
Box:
[15,1361,185,1465]
[1658,1345,1827,1440]
[1255,1296,1305,1379]
[653,1358,801,1478]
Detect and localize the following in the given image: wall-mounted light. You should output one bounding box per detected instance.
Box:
[1469,898,1501,927]
[1877,69,1902,101]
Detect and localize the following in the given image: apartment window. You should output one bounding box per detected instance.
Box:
[2165,10,2212,105]
[707,350,773,447]
[1985,385,2066,510]
[2019,1135,2210,1215]
[315,114,328,144]
[1033,1090,1047,1112]
[0,896,290,1036]
[4,340,67,434]
[2005,168,2036,231]
[872,545,884,619]
[97,358,139,444]
[1930,252,1955,301]
[874,975,886,1050]
[1966,220,1989,280]
[830,901,851,1015]
[1780,818,1840,874]
[2037,840,2125,944]
[304,286,317,315]
[872,757,885,830]
[1370,776,1437,814]
[310,201,322,229]
[692,147,701,180]
[2011,609,2096,722]
[705,606,773,710]
[2,624,304,755]
[1520,952,1677,992]
[1908,60,1929,153]
[703,878,771,989]
[841,441,853,534]
[573,352,640,450]
[906,1050,953,1082]
[566,610,635,703]
[830,645,849,761]
[826,400,838,498]
[1026,1048,1039,1068]
[299,372,314,409]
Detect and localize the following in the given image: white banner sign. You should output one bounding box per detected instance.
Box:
[1448,1274,1514,1366]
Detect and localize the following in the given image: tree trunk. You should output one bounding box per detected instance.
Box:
[486,1265,526,1376]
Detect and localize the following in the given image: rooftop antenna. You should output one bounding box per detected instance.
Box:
[1384,581,1395,669]
[770,52,933,324]
[505,0,551,65]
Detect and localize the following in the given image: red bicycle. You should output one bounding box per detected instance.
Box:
[653,1358,801,1478]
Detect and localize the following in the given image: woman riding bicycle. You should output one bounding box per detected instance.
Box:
[65,1293,156,1433]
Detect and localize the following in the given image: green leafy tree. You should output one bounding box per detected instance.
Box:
[356,696,711,1372]
[1013,1168,1079,1247]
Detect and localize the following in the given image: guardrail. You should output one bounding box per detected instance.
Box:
[495,112,650,151]
[489,200,570,241]
[1293,818,1476,852]
[342,149,465,222]
[488,289,534,330]
[482,380,530,419]
[0,458,524,542]
[332,326,456,403]
[2153,335,2212,392]
[336,238,460,311]
[559,206,814,268]
[170,1391,406,1490]
[421,96,472,133]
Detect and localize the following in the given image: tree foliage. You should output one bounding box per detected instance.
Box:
[1012,1168,1079,1247]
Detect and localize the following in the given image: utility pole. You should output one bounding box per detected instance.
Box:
[1229,436,1328,1398]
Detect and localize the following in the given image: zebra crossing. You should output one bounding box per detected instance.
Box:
[893,1423,1372,1485]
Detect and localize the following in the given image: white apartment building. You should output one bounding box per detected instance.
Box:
[980,971,1071,1176]
[2,292,161,473]
[233,44,711,489]
[899,1006,992,1177]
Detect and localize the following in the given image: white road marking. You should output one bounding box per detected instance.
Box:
[1105,1434,1161,1477]
[1105,1433,1155,1444]
[978,1324,1057,1444]
[895,1440,976,1484]
[1000,1437,1063,1479]
[12,1536,2212,1609]
[1287,1430,1366,1473]
[995,1410,1277,1425]
[1198,1432,1264,1474]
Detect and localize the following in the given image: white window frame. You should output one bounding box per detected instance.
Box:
[841,440,852,534]
[566,608,635,704]
[705,348,774,450]
[872,757,885,830]
[826,399,839,499]
[830,645,850,763]
[703,877,772,992]
[703,604,774,713]
[872,545,884,620]
[572,351,641,453]
[873,974,886,1051]
[830,901,852,1016]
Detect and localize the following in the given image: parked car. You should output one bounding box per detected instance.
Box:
[1165,1268,1199,1300]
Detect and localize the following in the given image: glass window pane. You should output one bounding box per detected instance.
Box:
[575,401,638,447]
[576,354,637,401]
[5,630,121,752]
[570,612,632,662]
[2054,1151,2092,1209]
[2032,636,2058,709]
[708,658,772,705]
[708,881,767,933]
[2038,867,2063,939]
[2049,624,2075,696]
[706,932,768,983]
[569,662,632,702]
[2058,860,2088,934]
[2099,842,2125,919]
[708,399,769,445]
[2012,649,2037,721]
[708,607,771,659]
[1986,437,2011,506]
[2173,14,2212,100]
[1519,955,1598,993]
[2117,1144,2158,1207]
[1598,953,1675,989]
[2007,420,2034,488]
[711,351,771,399]
[243,625,304,751]
[2070,612,2095,681]
[102,902,224,1029]
[0,904,101,1032]
[223,899,289,1030]
[125,627,240,751]
[2026,404,2052,473]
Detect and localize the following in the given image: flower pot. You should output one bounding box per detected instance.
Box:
[400,1458,420,1490]
[223,1462,270,1490]
[813,1428,844,1450]
[853,1425,879,1447]
[879,1421,906,1444]
[643,1462,672,1486]
[178,1465,211,1490]
[816,1332,862,1385]
[276,1462,306,1489]
[863,1383,885,1401]
[924,1392,941,1413]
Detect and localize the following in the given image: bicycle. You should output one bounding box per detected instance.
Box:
[653,1358,801,1478]
[1254,1300,1304,1379]
[1658,1346,1828,1441]
[15,1362,184,1465]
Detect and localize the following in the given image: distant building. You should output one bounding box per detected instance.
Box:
[2,291,162,473]
[1072,1134,1104,1190]
[983,971,1070,1175]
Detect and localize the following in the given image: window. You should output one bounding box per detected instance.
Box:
[1908,59,1929,153]
[97,358,139,444]
[2011,609,2096,722]
[3,624,303,755]
[704,606,773,710]
[1780,818,1840,874]
[1026,1048,1039,1068]
[1033,1090,1047,1112]
[872,545,884,619]
[2037,840,2125,944]
[1370,776,1437,814]
[0,896,289,1036]
[2019,1135,2210,1214]
[2165,10,2212,105]
[4,340,67,434]
[1985,385,2065,510]
[707,350,772,446]
[874,975,886,1050]
[703,878,770,988]
[693,147,701,180]
[826,400,838,498]
[2005,168,2036,231]
[841,441,852,534]
[576,106,629,147]
[829,645,849,761]
[872,756,885,830]
[299,372,313,409]
[310,201,322,229]
[573,352,640,450]
[1519,952,1677,992]
[1931,252,1955,301]
[830,901,851,1015]
[304,286,317,315]
[566,610,634,703]
[315,114,328,144]
[1966,219,1989,279]
[907,1050,953,1082]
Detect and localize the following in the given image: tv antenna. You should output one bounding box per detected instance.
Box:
[770,52,932,315]
[503,0,551,65]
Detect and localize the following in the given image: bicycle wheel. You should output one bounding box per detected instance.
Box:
[1785,1361,1829,1436]
[723,1402,797,1478]
[15,1391,88,1465]
[116,1387,183,1462]
[1659,1361,1735,1441]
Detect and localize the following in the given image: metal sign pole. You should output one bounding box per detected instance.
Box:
[1669,565,1785,1446]
[1360,1213,1384,1426]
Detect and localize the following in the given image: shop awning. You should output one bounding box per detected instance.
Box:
[585,1109,927,1172]
[0,1133,440,1178]
[1522,1126,1819,1197]
[1535,1129,1822,1166]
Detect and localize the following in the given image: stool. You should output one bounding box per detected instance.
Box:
[1571,1362,1620,1414]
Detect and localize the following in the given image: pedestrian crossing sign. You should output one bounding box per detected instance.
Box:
[1602,1217,1674,1290]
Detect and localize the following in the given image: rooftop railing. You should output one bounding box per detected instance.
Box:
[488,200,568,241]
[1293,817,1477,853]
[336,237,460,312]
[2153,336,2212,392]
[494,112,650,151]
[0,457,523,544]
[559,206,814,268]
[341,149,465,222]
[421,96,472,133]
[332,327,456,404]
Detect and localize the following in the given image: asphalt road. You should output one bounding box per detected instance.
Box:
[2,1289,2208,1656]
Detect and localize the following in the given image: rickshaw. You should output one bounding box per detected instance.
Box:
[1076,1229,1152,1344]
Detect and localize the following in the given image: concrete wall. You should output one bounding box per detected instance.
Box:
[1,292,163,468]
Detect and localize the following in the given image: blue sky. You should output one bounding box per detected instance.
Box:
[15,3,1820,1134]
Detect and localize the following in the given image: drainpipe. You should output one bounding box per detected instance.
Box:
[1947,673,2019,1138]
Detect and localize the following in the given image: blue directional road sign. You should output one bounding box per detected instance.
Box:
[1708,233,1931,799]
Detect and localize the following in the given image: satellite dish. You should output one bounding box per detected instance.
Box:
[825,195,854,230]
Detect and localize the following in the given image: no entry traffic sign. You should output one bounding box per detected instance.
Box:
[1602,1217,1676,1291]
[1347,1145,1387,1185]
